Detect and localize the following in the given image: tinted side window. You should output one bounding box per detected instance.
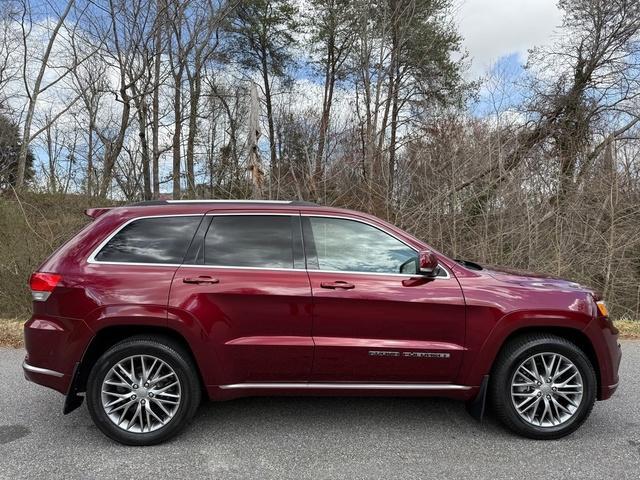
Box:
[204,215,295,268]
[94,216,201,264]
[305,217,417,274]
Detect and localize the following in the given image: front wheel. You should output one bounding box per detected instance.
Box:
[86,335,201,445]
[490,334,596,439]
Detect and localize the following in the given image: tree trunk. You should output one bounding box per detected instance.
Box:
[87,116,94,197]
[152,0,163,199]
[314,39,336,200]
[137,98,152,200]
[388,63,401,198]
[172,73,182,199]
[260,52,277,174]
[99,97,131,197]
[185,66,202,198]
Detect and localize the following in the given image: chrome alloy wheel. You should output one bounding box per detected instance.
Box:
[101,355,182,433]
[510,352,583,427]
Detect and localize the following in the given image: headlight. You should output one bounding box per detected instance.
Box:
[596,300,609,317]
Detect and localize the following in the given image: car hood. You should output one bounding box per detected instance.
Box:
[481,265,593,293]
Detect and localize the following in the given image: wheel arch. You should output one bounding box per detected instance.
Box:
[67,324,206,410]
[490,326,601,397]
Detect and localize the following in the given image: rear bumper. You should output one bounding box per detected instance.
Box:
[23,314,93,394]
[23,359,70,394]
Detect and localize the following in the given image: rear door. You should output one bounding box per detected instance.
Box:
[304,214,466,383]
[81,214,203,322]
[168,212,314,385]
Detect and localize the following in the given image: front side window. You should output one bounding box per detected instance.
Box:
[94,216,201,264]
[304,217,417,274]
[204,215,296,268]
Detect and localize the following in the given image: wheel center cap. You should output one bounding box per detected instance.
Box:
[540,384,552,395]
[134,387,149,398]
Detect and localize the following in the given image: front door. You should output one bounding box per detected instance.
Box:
[168,213,313,385]
[303,215,466,383]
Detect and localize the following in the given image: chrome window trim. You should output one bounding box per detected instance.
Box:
[309,268,450,279]
[85,212,452,280]
[220,382,470,391]
[23,361,64,378]
[301,214,451,279]
[177,264,303,272]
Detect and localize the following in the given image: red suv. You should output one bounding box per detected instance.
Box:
[23,200,621,445]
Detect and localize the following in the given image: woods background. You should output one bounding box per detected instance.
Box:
[0,0,639,322]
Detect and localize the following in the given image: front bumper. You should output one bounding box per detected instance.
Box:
[583,315,622,400]
[599,341,622,400]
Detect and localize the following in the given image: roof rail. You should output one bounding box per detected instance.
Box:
[167,199,292,204]
[127,199,318,207]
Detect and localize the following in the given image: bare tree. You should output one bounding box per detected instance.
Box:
[306,0,355,198]
[0,1,22,108]
[226,0,298,175]
[15,0,76,188]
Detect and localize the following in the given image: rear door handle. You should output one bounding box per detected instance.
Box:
[320,281,355,290]
[183,276,219,284]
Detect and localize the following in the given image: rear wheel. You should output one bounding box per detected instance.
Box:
[490,334,596,439]
[86,335,201,445]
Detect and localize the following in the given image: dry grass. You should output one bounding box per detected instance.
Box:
[0,319,24,348]
[0,318,638,348]
[615,319,640,339]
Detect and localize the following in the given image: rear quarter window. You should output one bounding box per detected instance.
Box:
[93,216,202,264]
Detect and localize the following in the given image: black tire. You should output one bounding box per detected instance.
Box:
[490,333,596,439]
[86,335,201,446]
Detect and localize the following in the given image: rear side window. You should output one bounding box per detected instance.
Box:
[94,216,201,264]
[204,215,297,268]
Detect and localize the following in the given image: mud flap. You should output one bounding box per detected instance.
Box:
[466,375,489,421]
[63,362,84,414]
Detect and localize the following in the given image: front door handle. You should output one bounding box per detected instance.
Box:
[320,281,355,290]
[183,276,219,284]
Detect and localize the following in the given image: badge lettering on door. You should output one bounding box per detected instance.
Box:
[368,351,450,359]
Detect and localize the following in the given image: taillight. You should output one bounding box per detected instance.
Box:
[29,272,61,301]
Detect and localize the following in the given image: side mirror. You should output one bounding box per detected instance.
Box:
[418,250,438,277]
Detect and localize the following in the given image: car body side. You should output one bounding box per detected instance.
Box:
[23,203,621,407]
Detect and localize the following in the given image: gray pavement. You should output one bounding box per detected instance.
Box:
[1,342,639,480]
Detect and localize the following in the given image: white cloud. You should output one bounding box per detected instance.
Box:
[455,0,563,78]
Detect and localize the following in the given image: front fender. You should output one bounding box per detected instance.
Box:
[458,309,594,387]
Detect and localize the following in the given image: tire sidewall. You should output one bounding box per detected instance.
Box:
[496,339,596,438]
[87,340,199,446]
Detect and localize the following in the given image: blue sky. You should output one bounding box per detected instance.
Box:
[471,53,528,117]
[455,0,562,116]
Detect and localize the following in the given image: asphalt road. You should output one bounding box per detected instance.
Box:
[1,343,639,480]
